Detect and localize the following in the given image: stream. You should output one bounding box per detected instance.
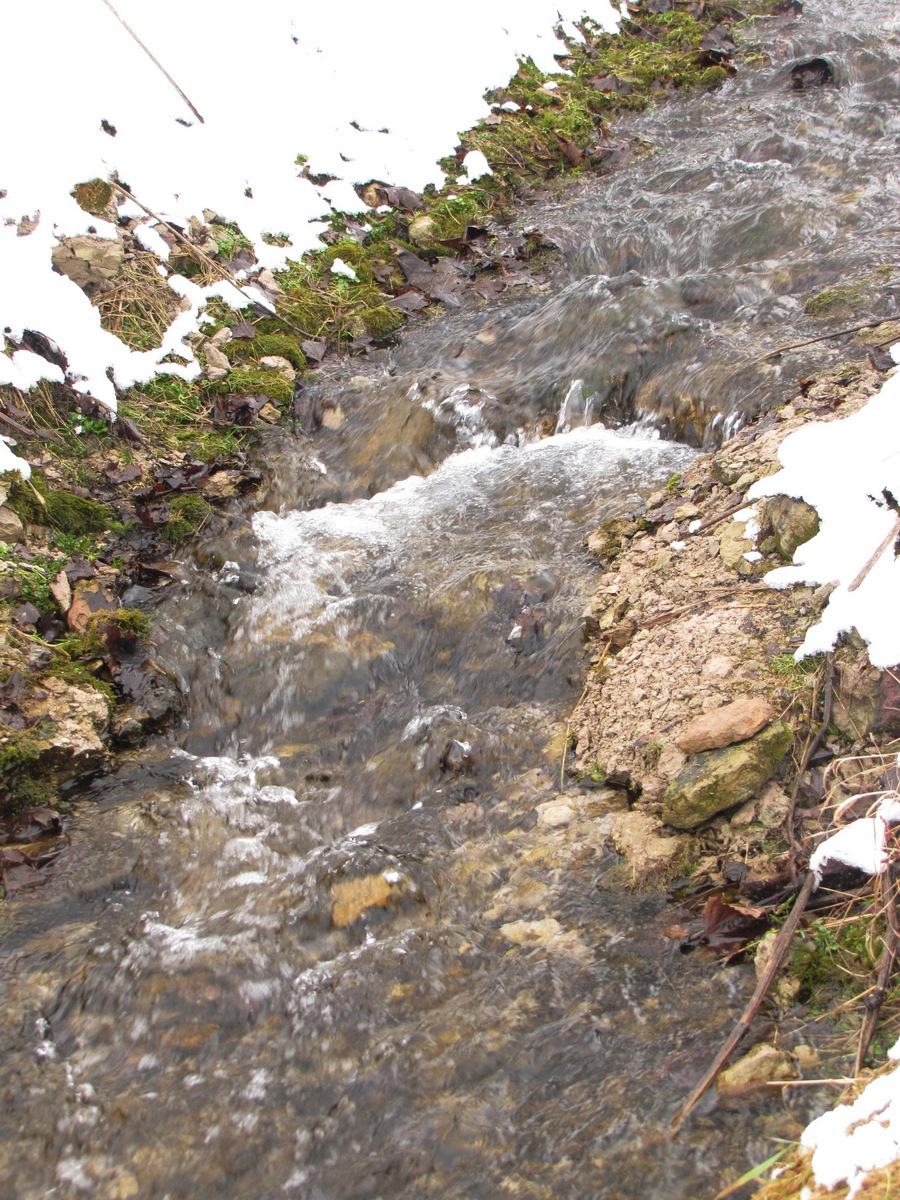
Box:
[3,1,900,1196]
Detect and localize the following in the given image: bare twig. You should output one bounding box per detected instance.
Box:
[848,516,900,593]
[670,871,817,1130]
[854,864,900,1075]
[98,0,205,125]
[786,653,835,876]
[747,318,899,365]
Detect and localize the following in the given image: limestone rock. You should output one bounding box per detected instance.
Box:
[719,519,756,571]
[408,215,440,249]
[50,569,72,615]
[258,355,296,382]
[717,1042,797,1095]
[661,721,793,830]
[26,676,110,775]
[675,696,774,754]
[766,495,820,561]
[204,345,231,381]
[0,505,24,543]
[609,811,687,880]
[536,799,575,827]
[51,233,125,292]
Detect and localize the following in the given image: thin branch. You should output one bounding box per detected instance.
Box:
[98,0,205,124]
[854,865,900,1075]
[670,871,817,1131]
[747,318,899,365]
[848,516,900,593]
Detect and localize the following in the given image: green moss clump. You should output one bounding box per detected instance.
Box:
[165,494,212,545]
[210,368,294,405]
[0,731,45,819]
[71,178,114,214]
[7,477,113,536]
[362,305,405,339]
[253,334,307,371]
[803,282,864,318]
[45,492,112,535]
[698,66,729,89]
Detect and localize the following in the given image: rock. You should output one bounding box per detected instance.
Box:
[499,918,589,959]
[51,233,125,293]
[717,1042,797,1095]
[408,215,440,249]
[536,799,575,827]
[609,811,687,881]
[331,870,408,927]
[754,929,802,1006]
[321,406,345,430]
[675,696,774,754]
[204,345,231,381]
[25,676,110,775]
[831,652,900,736]
[0,505,24,543]
[766,495,820,561]
[50,568,72,615]
[673,503,701,520]
[258,355,296,382]
[662,721,793,830]
[67,579,117,633]
[719,518,756,571]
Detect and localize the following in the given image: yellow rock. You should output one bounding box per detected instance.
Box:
[331,871,407,928]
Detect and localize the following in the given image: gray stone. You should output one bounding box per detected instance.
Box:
[51,234,125,291]
[204,345,231,381]
[766,495,820,561]
[662,721,793,830]
[0,505,24,543]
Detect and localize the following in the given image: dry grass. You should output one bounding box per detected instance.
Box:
[95,250,183,351]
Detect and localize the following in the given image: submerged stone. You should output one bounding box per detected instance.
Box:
[717,1042,797,1095]
[662,721,793,830]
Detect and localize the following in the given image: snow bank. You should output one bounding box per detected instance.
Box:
[748,364,900,668]
[0,0,617,410]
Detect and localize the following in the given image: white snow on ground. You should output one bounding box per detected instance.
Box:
[802,1062,900,1199]
[0,0,617,420]
[748,363,900,669]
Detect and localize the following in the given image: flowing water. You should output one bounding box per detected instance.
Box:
[3,2,900,1196]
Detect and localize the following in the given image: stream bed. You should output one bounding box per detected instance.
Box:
[3,1,900,1196]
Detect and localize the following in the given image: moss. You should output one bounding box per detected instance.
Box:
[803,281,865,318]
[0,731,45,820]
[362,305,405,339]
[71,178,113,214]
[8,477,113,536]
[165,494,212,545]
[208,368,294,405]
[698,66,729,89]
[252,334,307,370]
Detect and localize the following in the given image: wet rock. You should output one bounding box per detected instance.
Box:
[0,505,24,543]
[536,798,575,828]
[675,696,774,754]
[765,495,819,561]
[585,517,632,565]
[609,811,687,881]
[499,918,589,959]
[662,721,793,830]
[51,233,125,294]
[331,870,409,928]
[717,1042,797,1095]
